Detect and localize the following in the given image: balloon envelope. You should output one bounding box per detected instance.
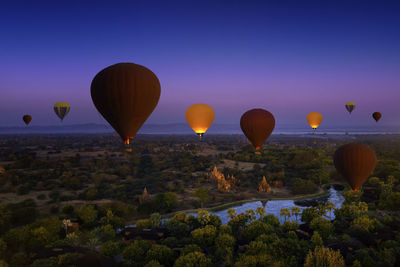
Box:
[22,115,32,125]
[240,109,275,150]
[306,112,323,130]
[54,102,70,121]
[372,112,381,122]
[91,63,161,145]
[333,143,377,191]
[185,104,215,136]
[345,102,355,114]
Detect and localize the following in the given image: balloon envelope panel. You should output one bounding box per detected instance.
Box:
[333,143,377,191]
[372,112,382,122]
[240,108,275,150]
[22,115,32,125]
[307,112,323,129]
[185,104,215,134]
[54,102,70,121]
[91,63,161,145]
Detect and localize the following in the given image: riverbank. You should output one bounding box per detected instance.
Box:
[127,185,335,224]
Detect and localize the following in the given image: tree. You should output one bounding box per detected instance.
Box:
[304,247,345,267]
[76,205,98,226]
[234,254,281,267]
[215,233,235,266]
[173,252,211,267]
[181,244,203,256]
[301,207,320,224]
[191,225,217,247]
[150,213,162,228]
[227,208,237,220]
[351,215,376,232]
[324,202,335,219]
[146,244,175,266]
[242,221,273,241]
[310,217,334,240]
[262,214,280,228]
[311,231,323,248]
[291,206,301,221]
[100,241,122,257]
[122,240,152,266]
[280,208,291,222]
[144,260,163,267]
[383,192,400,210]
[245,209,256,222]
[256,207,266,219]
[197,210,211,226]
[136,219,151,229]
[195,188,209,208]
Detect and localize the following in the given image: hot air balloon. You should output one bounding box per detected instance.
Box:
[307,112,323,133]
[240,109,275,151]
[345,102,355,114]
[185,104,215,139]
[54,102,70,121]
[22,115,32,125]
[91,63,161,148]
[333,143,377,191]
[372,112,381,122]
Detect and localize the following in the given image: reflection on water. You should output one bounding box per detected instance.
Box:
[187,188,344,224]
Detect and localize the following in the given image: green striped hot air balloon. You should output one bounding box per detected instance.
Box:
[54,102,70,121]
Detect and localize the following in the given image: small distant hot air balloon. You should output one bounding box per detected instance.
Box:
[22,115,32,125]
[333,143,377,191]
[307,112,323,133]
[372,112,381,122]
[345,102,355,114]
[91,63,161,148]
[240,109,275,152]
[54,102,70,121]
[185,104,215,139]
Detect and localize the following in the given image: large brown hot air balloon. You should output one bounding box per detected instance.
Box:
[372,112,381,122]
[333,143,377,191]
[240,109,275,151]
[306,112,323,133]
[185,104,215,139]
[91,63,161,147]
[22,115,32,125]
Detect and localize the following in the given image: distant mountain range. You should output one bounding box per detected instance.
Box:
[0,123,399,135]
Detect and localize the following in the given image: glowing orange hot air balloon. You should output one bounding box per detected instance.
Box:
[372,112,381,122]
[185,104,215,139]
[240,109,275,151]
[22,115,32,125]
[333,143,377,191]
[91,63,161,148]
[307,112,323,133]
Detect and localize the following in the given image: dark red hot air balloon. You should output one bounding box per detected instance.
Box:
[333,143,377,191]
[240,109,275,151]
[91,63,161,147]
[372,112,381,122]
[22,115,32,125]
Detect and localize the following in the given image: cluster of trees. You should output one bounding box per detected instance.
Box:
[1,134,400,265]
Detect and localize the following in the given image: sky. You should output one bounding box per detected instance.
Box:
[1,0,399,130]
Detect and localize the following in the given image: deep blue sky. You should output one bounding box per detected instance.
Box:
[1,0,399,130]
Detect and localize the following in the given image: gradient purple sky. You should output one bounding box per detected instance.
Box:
[1,1,399,129]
